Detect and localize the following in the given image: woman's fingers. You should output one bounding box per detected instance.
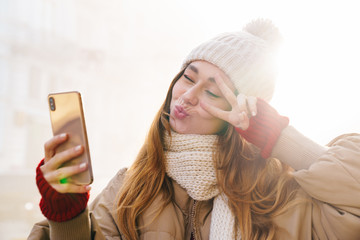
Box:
[44,133,68,162]
[53,182,91,194]
[45,145,84,171]
[201,100,250,129]
[206,74,257,130]
[200,101,230,123]
[236,93,248,112]
[227,111,249,129]
[214,75,256,115]
[42,161,90,194]
[43,161,87,184]
[214,74,238,107]
[247,96,257,116]
[41,135,90,194]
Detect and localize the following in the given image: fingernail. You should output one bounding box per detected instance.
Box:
[79,163,86,169]
[252,111,257,116]
[75,145,82,152]
[85,186,91,191]
[60,133,67,139]
[239,112,245,121]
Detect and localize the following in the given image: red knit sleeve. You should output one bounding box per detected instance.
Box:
[236,98,289,159]
[36,159,89,222]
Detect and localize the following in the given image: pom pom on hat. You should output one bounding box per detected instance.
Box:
[182,18,282,102]
[243,18,282,51]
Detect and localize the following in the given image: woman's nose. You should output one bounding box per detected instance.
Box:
[182,87,199,106]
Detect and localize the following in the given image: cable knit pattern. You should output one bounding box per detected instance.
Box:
[164,131,241,240]
[164,131,219,201]
[182,19,281,102]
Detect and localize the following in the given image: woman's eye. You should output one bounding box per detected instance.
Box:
[206,90,220,98]
[184,75,195,83]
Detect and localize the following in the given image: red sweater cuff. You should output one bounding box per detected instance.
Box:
[236,98,289,159]
[36,159,89,222]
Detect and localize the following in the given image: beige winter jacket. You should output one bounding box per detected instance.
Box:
[28,126,360,239]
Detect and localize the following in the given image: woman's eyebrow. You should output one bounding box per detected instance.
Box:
[188,64,216,83]
[188,64,198,74]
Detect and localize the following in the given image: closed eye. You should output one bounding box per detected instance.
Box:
[206,90,220,98]
[184,74,195,83]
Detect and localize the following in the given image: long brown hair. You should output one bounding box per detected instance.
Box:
[116,68,299,240]
[116,70,182,239]
[216,126,299,239]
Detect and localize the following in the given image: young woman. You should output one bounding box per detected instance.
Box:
[28,19,360,240]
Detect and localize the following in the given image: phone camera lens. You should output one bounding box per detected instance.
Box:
[49,97,56,111]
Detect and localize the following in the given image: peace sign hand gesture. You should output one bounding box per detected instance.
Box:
[199,73,257,131]
[200,73,289,159]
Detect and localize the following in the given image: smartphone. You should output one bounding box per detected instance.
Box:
[48,91,93,185]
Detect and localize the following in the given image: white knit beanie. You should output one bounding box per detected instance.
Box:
[181,19,282,102]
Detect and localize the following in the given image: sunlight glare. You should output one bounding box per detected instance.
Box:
[271,3,360,144]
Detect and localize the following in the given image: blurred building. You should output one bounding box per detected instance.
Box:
[0,0,195,239]
[0,1,110,239]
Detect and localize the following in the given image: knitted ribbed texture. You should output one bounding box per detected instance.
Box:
[236,98,289,159]
[164,131,219,200]
[36,159,89,222]
[182,19,281,102]
[210,194,241,240]
[164,131,239,240]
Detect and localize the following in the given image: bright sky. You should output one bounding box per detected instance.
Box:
[176,0,360,144]
[267,1,360,144]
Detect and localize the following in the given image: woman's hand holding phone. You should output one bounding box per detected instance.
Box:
[35,91,92,222]
[41,133,91,193]
[35,133,90,222]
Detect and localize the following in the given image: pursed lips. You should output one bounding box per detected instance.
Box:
[174,105,189,119]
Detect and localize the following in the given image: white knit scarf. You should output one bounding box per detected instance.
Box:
[164,131,241,240]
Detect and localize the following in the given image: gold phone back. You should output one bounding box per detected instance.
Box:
[48,92,93,185]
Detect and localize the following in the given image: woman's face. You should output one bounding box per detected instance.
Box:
[169,60,236,135]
